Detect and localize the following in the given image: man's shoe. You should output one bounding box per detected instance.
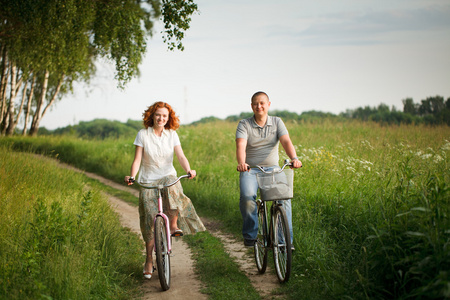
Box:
[244,239,255,247]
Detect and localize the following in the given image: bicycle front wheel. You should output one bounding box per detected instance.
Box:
[154,216,171,290]
[254,200,268,273]
[273,205,292,283]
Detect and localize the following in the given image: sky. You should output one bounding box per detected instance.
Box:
[40,0,450,129]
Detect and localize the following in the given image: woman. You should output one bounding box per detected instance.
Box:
[124,101,205,279]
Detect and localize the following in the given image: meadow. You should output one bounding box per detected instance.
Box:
[1,119,449,299]
[0,148,143,299]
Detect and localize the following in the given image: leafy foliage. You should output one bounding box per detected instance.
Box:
[0,0,198,136]
[51,119,143,139]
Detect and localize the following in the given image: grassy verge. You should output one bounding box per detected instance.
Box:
[184,232,260,299]
[0,146,144,299]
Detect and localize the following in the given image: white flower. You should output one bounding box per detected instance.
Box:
[346,167,356,172]
[434,155,443,163]
[441,140,450,151]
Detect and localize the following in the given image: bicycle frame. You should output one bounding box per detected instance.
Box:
[253,160,293,283]
[258,198,285,245]
[130,174,191,253]
[154,188,173,252]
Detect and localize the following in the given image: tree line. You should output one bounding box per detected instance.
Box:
[0,0,198,137]
[223,95,450,126]
[33,94,448,140]
[340,95,450,125]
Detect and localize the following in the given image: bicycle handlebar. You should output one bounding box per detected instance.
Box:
[253,159,293,174]
[129,173,191,189]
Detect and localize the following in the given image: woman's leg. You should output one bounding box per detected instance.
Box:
[144,240,154,273]
[170,214,179,233]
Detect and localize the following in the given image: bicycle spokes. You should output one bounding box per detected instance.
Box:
[155,216,171,290]
[255,201,268,273]
[273,207,291,283]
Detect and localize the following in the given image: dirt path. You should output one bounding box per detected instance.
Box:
[57,162,283,299]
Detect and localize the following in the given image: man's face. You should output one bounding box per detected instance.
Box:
[251,95,271,117]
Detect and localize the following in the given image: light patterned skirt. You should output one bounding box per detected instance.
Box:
[138,176,206,243]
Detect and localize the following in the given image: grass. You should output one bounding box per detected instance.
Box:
[1,119,449,299]
[183,232,260,299]
[0,147,143,299]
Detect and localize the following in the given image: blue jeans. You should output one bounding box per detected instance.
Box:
[239,166,293,242]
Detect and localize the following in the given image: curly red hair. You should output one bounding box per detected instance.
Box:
[142,101,180,130]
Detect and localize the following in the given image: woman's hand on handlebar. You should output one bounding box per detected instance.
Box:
[188,170,197,179]
[124,176,134,185]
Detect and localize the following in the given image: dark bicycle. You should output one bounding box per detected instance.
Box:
[253,160,294,283]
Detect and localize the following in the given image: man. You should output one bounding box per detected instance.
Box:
[236,91,302,247]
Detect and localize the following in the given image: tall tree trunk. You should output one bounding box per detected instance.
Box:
[40,73,64,119]
[0,48,9,131]
[29,73,64,136]
[22,76,36,136]
[7,80,28,135]
[29,70,49,136]
[2,63,17,136]
[5,64,24,136]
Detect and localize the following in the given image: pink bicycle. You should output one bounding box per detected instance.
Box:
[130,174,191,291]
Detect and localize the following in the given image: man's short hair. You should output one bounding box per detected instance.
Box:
[251,91,269,102]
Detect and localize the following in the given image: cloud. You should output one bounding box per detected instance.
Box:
[287,4,450,46]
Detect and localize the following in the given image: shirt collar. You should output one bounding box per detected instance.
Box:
[149,127,170,137]
[251,115,272,128]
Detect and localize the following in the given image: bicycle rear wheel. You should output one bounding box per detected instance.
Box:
[273,205,292,283]
[254,200,268,273]
[154,215,171,290]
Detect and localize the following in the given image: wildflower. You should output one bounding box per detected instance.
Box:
[361,140,374,150]
[421,154,432,160]
[433,155,443,163]
[441,140,450,151]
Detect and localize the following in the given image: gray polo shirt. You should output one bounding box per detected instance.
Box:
[236,115,288,167]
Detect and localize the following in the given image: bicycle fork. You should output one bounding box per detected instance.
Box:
[154,189,172,254]
[269,201,284,248]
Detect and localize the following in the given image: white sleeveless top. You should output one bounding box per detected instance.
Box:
[133,127,181,183]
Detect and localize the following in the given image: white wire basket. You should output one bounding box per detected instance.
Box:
[257,168,293,201]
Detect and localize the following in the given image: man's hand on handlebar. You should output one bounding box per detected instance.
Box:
[291,159,302,169]
[237,163,250,172]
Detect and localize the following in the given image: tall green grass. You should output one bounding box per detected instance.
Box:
[1,120,449,299]
[285,121,449,299]
[0,147,143,299]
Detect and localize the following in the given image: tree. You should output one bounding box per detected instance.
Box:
[0,0,198,136]
[402,98,417,115]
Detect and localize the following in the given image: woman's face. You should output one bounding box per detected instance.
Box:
[153,107,169,129]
